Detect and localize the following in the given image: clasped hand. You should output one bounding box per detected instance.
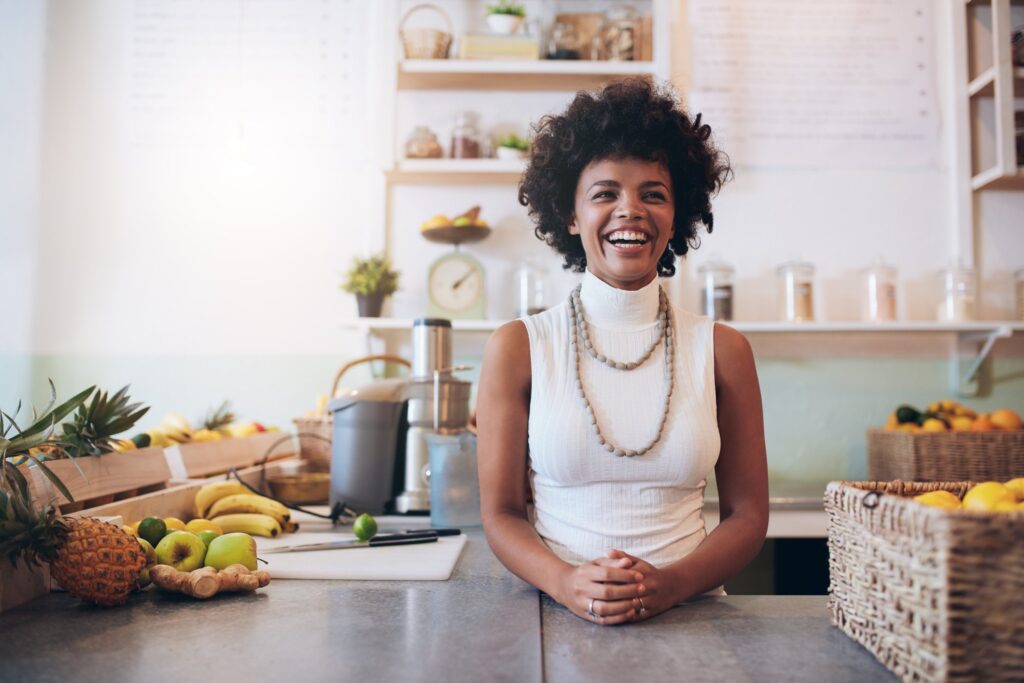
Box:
[558,549,666,625]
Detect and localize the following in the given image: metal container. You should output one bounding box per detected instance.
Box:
[412,318,452,379]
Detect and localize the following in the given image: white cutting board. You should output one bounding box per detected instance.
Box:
[256,510,468,581]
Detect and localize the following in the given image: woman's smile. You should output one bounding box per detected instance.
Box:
[570,156,675,290]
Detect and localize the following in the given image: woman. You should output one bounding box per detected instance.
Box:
[476,79,768,625]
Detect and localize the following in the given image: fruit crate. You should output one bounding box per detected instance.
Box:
[825,480,1024,683]
[867,429,1024,482]
[24,447,172,514]
[166,432,298,479]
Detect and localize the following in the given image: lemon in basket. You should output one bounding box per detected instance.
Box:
[962,482,1017,511]
[914,490,962,510]
[1004,478,1024,502]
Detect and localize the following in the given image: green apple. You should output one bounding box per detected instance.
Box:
[195,529,220,548]
[452,216,472,227]
[136,538,158,588]
[155,530,207,571]
[204,532,258,571]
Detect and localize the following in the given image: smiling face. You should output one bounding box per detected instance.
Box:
[569,156,675,291]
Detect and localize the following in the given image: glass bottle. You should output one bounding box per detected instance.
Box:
[515,261,547,317]
[697,259,734,321]
[777,261,815,322]
[860,262,898,323]
[450,111,482,159]
[936,265,975,322]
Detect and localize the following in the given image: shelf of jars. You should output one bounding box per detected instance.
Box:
[341,317,1024,336]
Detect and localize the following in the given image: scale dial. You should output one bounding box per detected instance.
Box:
[427,252,486,319]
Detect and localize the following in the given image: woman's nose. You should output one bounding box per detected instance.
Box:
[614,195,645,220]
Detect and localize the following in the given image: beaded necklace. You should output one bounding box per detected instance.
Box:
[568,283,674,457]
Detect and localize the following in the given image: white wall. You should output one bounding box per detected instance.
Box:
[0,0,47,403]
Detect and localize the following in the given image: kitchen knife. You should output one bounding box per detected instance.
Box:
[261,532,440,554]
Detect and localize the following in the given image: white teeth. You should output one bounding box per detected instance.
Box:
[607,230,648,243]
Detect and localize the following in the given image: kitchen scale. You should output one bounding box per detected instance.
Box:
[421,220,491,320]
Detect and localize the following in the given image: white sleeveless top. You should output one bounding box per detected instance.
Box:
[521,270,721,568]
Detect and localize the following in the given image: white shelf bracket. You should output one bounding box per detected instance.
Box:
[952,325,1012,397]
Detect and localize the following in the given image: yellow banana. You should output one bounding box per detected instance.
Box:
[194,481,250,518]
[207,493,291,524]
[209,513,282,538]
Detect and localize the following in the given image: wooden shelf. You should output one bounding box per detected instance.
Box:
[387,158,526,184]
[397,59,658,90]
[968,66,995,96]
[971,165,1024,190]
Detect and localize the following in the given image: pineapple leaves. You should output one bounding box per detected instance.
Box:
[63,385,150,458]
[19,452,76,504]
[15,385,94,442]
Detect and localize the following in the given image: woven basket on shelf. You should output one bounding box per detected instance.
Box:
[399,4,452,60]
[825,480,1024,683]
[867,428,1024,481]
[292,354,411,471]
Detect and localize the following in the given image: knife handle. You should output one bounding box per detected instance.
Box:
[400,528,461,537]
[367,535,439,547]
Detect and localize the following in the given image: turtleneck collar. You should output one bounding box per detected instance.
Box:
[578,270,661,330]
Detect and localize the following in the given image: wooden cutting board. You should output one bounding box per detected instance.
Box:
[256,511,468,581]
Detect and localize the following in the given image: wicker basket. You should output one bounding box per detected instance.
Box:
[826,480,1024,683]
[399,4,452,60]
[867,428,1024,482]
[292,354,411,471]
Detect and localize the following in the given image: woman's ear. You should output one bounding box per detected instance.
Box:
[568,215,579,236]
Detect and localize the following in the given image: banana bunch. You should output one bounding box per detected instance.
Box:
[194,481,296,538]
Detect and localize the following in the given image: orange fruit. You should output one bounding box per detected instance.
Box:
[989,408,1022,431]
[963,482,1017,511]
[971,416,997,431]
[883,412,899,430]
[949,416,974,431]
[921,418,947,432]
[914,490,961,510]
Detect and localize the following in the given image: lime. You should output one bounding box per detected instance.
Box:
[352,513,377,541]
[138,517,167,547]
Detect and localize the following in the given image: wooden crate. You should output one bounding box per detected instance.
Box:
[25,447,172,514]
[0,559,50,613]
[166,432,298,479]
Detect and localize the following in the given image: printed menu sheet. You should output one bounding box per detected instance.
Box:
[687,0,938,168]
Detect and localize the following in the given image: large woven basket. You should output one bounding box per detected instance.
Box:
[867,428,1024,481]
[826,480,1024,682]
[399,4,452,60]
[292,355,410,471]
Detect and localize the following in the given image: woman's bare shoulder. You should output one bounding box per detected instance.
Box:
[712,322,755,383]
[482,321,532,390]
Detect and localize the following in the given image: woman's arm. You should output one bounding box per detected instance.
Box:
[662,323,768,601]
[478,322,644,624]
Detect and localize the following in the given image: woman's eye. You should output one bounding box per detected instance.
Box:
[644,192,666,201]
[593,191,615,200]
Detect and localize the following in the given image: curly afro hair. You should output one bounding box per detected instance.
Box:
[518,79,732,277]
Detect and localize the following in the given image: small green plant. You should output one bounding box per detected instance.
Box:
[341,254,401,296]
[486,1,525,17]
[496,133,530,151]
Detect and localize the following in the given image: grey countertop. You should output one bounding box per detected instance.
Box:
[0,531,893,683]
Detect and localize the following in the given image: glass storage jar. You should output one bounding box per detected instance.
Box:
[450,111,482,159]
[777,261,815,322]
[600,4,639,61]
[405,125,443,159]
[860,262,898,323]
[697,259,735,321]
[936,265,975,322]
[515,261,548,317]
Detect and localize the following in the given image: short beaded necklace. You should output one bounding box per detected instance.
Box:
[568,282,674,457]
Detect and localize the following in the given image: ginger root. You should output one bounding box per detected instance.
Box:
[150,564,271,600]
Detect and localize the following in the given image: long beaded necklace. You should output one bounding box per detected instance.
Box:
[568,283,674,457]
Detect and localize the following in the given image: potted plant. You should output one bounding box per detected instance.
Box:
[486,1,525,35]
[341,253,401,318]
[494,132,530,161]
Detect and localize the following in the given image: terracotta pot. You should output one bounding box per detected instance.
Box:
[356,292,386,318]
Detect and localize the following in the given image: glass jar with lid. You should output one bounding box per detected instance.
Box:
[405,126,443,159]
[777,261,815,322]
[547,20,580,60]
[860,262,898,323]
[600,4,639,61]
[450,111,482,159]
[936,265,975,322]
[515,260,548,318]
[697,259,735,321]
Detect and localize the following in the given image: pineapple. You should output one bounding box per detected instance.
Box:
[1,385,147,606]
[61,386,149,457]
[201,400,236,434]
